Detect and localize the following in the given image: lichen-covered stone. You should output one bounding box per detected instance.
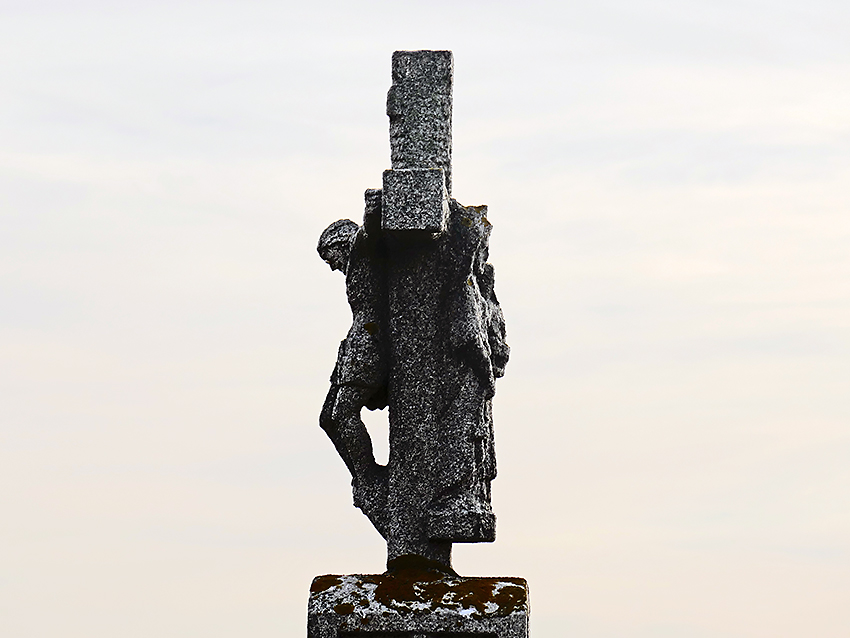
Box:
[308,558,529,637]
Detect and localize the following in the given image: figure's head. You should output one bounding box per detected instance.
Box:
[317,219,359,274]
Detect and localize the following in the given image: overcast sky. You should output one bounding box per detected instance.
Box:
[1,1,848,637]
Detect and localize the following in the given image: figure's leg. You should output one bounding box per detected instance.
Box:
[320,384,389,537]
[320,385,377,478]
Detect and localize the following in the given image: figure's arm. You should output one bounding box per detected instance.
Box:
[481,263,509,378]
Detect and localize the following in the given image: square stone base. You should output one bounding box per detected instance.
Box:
[307,568,529,637]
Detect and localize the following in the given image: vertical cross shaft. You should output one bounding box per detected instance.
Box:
[382,50,453,233]
[387,50,453,192]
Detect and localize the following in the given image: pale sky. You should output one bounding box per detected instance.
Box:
[1,1,848,637]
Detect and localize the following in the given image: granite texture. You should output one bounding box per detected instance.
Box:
[316,50,509,570]
[308,558,529,638]
[386,49,453,195]
[382,168,449,232]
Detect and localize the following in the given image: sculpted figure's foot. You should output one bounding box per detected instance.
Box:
[352,464,389,539]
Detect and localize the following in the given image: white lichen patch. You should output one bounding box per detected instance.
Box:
[310,573,527,621]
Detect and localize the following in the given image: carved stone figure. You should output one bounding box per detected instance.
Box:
[317,50,509,571]
[318,192,390,538]
[309,49,527,638]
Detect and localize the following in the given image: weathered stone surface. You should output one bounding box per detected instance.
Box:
[312,44,527,638]
[319,196,507,566]
[382,168,449,232]
[317,50,509,571]
[308,558,529,638]
[387,49,453,195]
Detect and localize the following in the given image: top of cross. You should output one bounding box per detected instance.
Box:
[382,50,454,233]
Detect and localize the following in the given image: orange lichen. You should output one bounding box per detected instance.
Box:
[311,575,342,594]
[451,578,526,615]
[328,558,527,618]
[333,602,354,615]
[311,558,527,619]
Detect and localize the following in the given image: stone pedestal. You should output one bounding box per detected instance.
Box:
[307,563,529,638]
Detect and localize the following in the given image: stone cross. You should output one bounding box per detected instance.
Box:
[317,50,509,571]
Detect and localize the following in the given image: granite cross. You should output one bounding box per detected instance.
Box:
[317,50,509,571]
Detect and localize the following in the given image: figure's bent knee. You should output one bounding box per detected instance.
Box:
[320,387,340,434]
